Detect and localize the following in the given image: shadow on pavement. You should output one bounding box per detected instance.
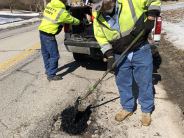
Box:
[57,59,107,77]
[57,61,80,77]
[80,59,107,71]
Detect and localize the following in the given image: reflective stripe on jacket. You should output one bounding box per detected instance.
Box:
[38,0,80,35]
[93,0,161,54]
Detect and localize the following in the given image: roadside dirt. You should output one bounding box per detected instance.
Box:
[158,3,184,117]
[162,7,184,23]
[158,37,184,117]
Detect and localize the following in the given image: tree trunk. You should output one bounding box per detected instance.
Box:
[43,0,46,9]
[35,0,38,12]
[10,4,12,13]
[35,5,37,12]
[30,5,32,12]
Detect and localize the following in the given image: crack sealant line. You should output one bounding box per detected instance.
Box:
[0,44,41,74]
[1,77,38,111]
[0,52,41,82]
[0,119,8,129]
[0,42,40,69]
[70,72,92,83]
[14,82,35,103]
[16,69,38,77]
[104,75,115,82]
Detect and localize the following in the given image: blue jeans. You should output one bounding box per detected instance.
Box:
[40,33,60,77]
[115,43,154,113]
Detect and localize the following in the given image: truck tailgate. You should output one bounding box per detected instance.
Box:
[64,24,100,48]
[64,37,100,48]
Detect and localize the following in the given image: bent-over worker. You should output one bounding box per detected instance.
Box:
[92,0,161,126]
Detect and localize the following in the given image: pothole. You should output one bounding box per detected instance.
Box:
[53,106,92,135]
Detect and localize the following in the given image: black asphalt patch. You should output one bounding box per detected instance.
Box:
[61,106,91,135]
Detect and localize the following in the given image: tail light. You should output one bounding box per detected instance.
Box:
[92,12,94,21]
[155,16,162,34]
[64,23,69,33]
[92,4,94,21]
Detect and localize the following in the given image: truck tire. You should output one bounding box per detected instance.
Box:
[73,53,86,61]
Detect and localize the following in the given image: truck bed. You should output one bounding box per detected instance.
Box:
[64,25,100,48]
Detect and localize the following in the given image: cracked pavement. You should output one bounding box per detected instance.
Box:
[0,16,184,138]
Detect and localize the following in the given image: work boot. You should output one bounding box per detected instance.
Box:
[115,110,133,121]
[47,75,63,81]
[142,112,151,126]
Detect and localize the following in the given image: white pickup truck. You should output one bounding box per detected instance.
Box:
[64,1,162,61]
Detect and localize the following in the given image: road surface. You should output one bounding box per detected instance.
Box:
[0,23,183,138]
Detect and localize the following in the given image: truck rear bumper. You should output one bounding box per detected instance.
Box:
[64,39,160,56]
[64,40,100,55]
[64,40,100,48]
[65,45,91,54]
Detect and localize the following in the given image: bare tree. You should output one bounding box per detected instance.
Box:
[36,0,44,12]
[0,1,3,10]
[3,0,16,13]
[23,0,35,12]
[0,0,45,11]
[35,0,38,12]
[34,0,43,12]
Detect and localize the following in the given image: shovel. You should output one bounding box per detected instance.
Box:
[73,29,144,121]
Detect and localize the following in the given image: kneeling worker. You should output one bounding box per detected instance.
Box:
[38,0,82,81]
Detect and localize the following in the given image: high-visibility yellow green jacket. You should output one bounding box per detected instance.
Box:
[39,0,80,35]
[93,0,161,54]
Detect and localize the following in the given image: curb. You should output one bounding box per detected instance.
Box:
[0,17,42,31]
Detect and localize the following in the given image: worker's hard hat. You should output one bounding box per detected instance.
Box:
[92,0,103,11]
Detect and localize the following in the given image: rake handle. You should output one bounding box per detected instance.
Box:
[79,29,144,101]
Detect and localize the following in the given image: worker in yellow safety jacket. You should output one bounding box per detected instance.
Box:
[92,0,161,126]
[38,0,82,81]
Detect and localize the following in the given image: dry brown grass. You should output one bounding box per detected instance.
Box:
[162,8,184,23]
[161,0,184,5]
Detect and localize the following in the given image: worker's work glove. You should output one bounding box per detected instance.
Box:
[143,19,155,37]
[107,57,115,71]
[105,49,115,72]
[112,34,135,53]
[78,21,84,26]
